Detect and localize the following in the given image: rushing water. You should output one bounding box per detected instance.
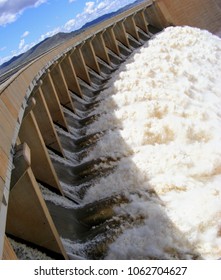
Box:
[75,26,221,259]
[24,26,221,260]
[9,238,52,260]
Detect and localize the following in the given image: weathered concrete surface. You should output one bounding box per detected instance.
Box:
[18,112,63,194]
[155,0,221,35]
[6,167,68,259]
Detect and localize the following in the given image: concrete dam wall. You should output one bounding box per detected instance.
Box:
[0,0,221,259]
[154,0,221,35]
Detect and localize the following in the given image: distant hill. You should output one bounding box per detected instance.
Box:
[0,0,145,77]
[81,12,116,30]
[0,30,80,76]
[81,0,145,29]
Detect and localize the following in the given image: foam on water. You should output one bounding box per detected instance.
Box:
[39,183,78,209]
[60,181,88,204]
[9,238,52,260]
[81,26,221,259]
[48,148,76,167]
[61,238,87,259]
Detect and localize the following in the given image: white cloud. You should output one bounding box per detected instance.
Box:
[39,27,61,41]
[0,0,48,26]
[64,19,76,32]
[0,54,12,66]
[0,12,17,25]
[84,2,95,14]
[1,26,59,67]
[21,42,35,53]
[21,31,30,38]
[66,0,136,31]
[19,39,25,50]
[97,2,106,9]
[5,40,35,61]
[35,0,136,47]
[34,0,47,8]
[0,0,136,66]
[0,0,7,6]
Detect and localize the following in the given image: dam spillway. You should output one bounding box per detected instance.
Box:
[1,0,221,260]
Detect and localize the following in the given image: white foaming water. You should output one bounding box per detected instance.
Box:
[9,238,52,260]
[60,181,87,204]
[82,26,221,259]
[48,149,75,166]
[61,238,87,259]
[39,183,78,209]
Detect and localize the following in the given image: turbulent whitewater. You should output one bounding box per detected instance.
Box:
[79,26,221,259]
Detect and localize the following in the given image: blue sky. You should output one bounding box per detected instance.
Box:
[0,0,137,65]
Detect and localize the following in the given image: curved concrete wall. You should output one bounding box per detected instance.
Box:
[155,0,221,35]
